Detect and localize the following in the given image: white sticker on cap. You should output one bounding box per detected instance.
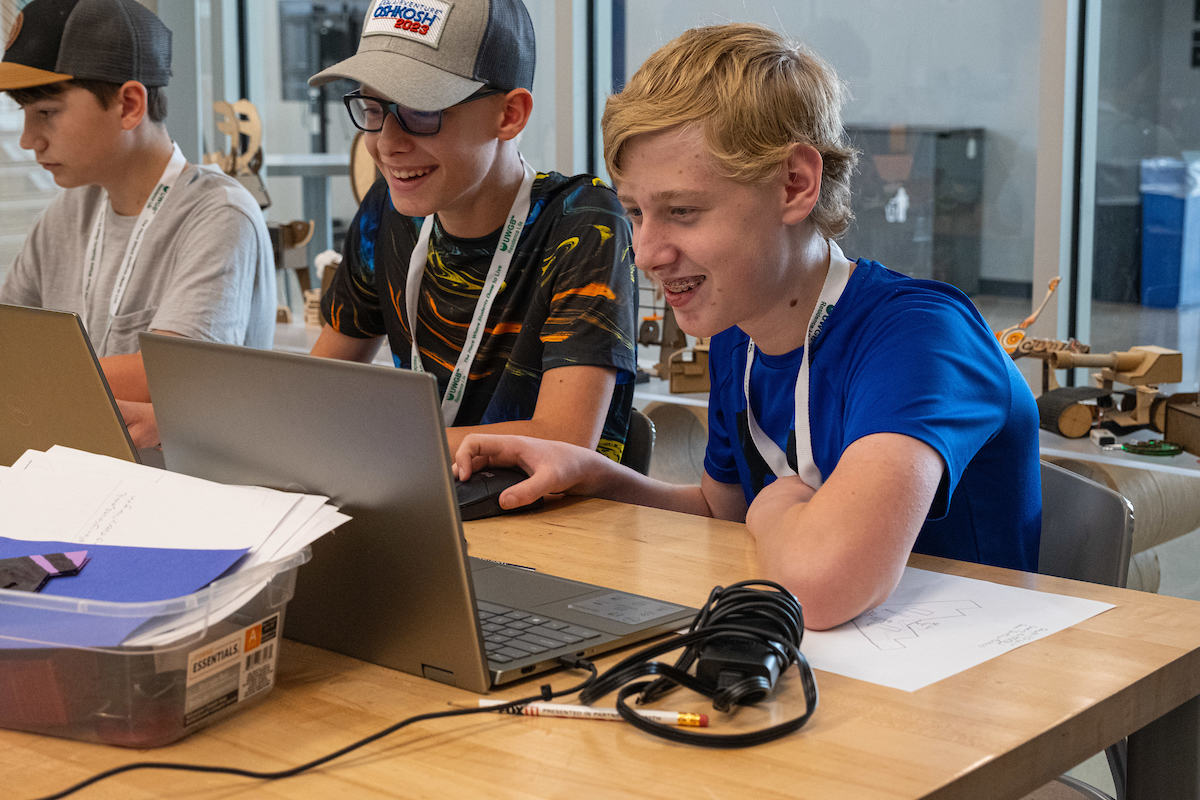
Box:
[364,0,453,48]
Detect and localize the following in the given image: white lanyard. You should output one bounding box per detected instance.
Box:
[406,158,536,426]
[743,240,852,489]
[82,142,187,353]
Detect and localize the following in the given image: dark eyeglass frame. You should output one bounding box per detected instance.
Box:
[342,87,505,136]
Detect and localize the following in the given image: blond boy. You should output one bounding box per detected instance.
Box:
[454,24,1041,630]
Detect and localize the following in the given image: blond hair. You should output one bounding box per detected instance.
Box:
[603,23,858,238]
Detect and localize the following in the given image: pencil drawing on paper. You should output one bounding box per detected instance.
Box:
[853,600,982,650]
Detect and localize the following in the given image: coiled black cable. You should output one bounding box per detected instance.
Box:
[579,580,818,747]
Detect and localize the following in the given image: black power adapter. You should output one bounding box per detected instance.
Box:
[695,623,785,705]
[579,580,818,747]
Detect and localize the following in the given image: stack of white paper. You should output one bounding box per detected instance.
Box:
[0,446,349,647]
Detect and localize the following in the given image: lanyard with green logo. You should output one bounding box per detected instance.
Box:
[405,158,536,426]
[743,240,852,490]
[82,142,187,354]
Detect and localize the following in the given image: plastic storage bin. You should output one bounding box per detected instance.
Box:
[0,549,309,747]
[1140,155,1200,308]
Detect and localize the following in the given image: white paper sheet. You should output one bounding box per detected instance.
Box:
[0,469,279,549]
[0,448,353,647]
[801,567,1114,691]
[0,452,301,550]
[30,447,348,561]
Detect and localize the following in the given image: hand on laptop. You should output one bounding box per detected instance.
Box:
[117,400,160,449]
[453,434,613,511]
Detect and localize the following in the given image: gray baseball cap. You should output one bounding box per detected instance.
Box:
[309,0,535,112]
[0,0,171,91]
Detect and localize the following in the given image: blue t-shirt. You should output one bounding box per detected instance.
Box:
[704,259,1041,571]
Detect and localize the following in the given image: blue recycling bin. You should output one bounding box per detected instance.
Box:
[1141,156,1200,308]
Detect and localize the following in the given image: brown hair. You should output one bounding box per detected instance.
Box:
[603,23,858,238]
[8,79,168,123]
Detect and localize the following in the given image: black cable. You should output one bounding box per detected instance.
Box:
[34,582,817,795]
[579,580,818,748]
[30,658,598,800]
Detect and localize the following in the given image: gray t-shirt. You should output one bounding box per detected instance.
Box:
[0,163,275,357]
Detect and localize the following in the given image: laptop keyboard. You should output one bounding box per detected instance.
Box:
[476,600,603,664]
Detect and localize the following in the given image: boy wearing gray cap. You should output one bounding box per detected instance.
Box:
[309,0,638,460]
[0,0,275,447]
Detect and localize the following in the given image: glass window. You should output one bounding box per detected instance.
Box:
[0,94,60,287]
[1084,0,1200,391]
[0,0,60,288]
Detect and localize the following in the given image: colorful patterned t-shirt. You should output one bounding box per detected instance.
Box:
[322,170,638,460]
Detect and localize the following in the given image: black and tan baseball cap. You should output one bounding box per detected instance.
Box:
[309,0,535,112]
[0,0,172,92]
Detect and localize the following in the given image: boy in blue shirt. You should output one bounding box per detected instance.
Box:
[454,23,1041,630]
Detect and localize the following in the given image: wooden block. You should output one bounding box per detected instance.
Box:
[1165,395,1200,456]
[1036,388,1097,438]
[669,349,710,393]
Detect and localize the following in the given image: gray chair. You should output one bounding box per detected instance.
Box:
[1023,460,1135,800]
[1039,460,1133,589]
[619,409,656,476]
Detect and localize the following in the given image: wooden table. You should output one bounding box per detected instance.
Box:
[3,499,1200,799]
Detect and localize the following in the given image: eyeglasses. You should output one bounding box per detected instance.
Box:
[343,87,504,136]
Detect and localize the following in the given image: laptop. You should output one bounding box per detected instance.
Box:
[140,333,695,693]
[0,303,144,467]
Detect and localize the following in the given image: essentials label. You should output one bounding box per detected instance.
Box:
[184,614,280,728]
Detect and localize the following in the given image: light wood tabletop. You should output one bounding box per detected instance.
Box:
[3,498,1200,800]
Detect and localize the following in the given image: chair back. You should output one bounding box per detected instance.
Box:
[1038,460,1134,588]
[620,409,656,476]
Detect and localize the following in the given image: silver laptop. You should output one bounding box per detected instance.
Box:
[140,333,694,692]
[0,303,141,467]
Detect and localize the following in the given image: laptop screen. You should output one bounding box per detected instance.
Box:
[0,304,137,467]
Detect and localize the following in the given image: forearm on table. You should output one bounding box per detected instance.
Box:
[744,434,941,630]
[99,351,151,402]
[100,329,188,402]
[578,456,713,517]
[309,324,383,362]
[452,433,716,518]
[749,498,911,630]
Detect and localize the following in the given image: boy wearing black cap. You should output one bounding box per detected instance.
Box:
[0,0,276,446]
[308,0,638,459]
